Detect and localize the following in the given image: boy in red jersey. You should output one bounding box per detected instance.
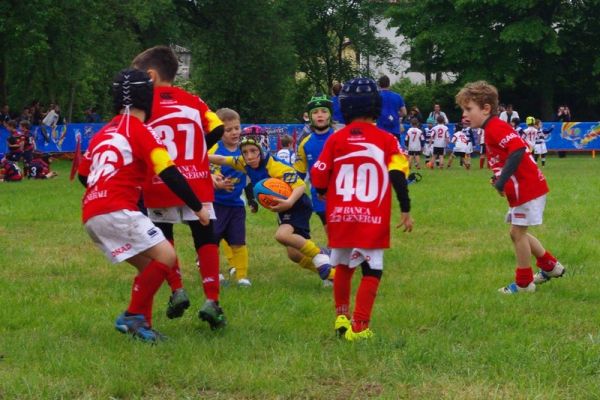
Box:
[78,68,210,342]
[456,81,564,294]
[132,46,227,329]
[310,77,414,341]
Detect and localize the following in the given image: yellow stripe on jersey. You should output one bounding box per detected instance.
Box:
[292,135,310,173]
[388,153,410,176]
[207,143,221,175]
[150,147,175,175]
[266,157,305,189]
[223,155,247,172]
[205,110,224,133]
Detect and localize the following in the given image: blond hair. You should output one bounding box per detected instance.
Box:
[455,81,499,115]
[216,108,240,123]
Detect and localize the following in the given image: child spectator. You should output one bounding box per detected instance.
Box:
[208,126,334,286]
[293,94,336,228]
[27,151,57,179]
[209,108,252,287]
[406,118,424,169]
[6,120,24,162]
[447,123,471,169]
[429,115,449,169]
[78,68,210,342]
[132,45,227,329]
[533,118,552,167]
[276,134,296,165]
[423,117,435,165]
[310,77,413,341]
[0,157,23,182]
[456,81,564,294]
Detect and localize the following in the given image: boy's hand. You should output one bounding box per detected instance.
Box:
[317,193,326,202]
[212,174,234,192]
[396,212,413,232]
[195,208,210,226]
[269,196,293,212]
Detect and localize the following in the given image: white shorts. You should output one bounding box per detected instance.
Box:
[148,203,216,223]
[422,144,433,156]
[534,143,547,155]
[330,248,384,270]
[505,195,546,226]
[84,210,166,263]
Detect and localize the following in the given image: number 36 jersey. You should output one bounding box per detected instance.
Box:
[143,86,223,207]
[310,121,409,249]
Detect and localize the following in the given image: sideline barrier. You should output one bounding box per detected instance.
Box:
[1,121,599,155]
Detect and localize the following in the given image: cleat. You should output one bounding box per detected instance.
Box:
[334,315,351,337]
[237,278,252,287]
[228,267,237,278]
[316,263,332,280]
[498,282,536,294]
[344,327,374,341]
[534,262,565,285]
[166,288,190,319]
[198,300,227,330]
[114,313,158,343]
[322,279,333,288]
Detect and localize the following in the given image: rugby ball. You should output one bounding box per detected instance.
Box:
[253,178,292,209]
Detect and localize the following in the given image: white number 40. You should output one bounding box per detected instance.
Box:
[335,163,379,202]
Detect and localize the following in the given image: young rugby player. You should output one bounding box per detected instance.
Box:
[132,46,227,330]
[310,77,414,341]
[78,68,210,342]
[456,81,564,294]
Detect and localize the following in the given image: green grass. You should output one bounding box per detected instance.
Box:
[1,156,600,399]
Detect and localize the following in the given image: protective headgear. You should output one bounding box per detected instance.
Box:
[306,94,333,128]
[112,68,153,122]
[339,78,381,123]
[240,125,269,159]
[525,116,535,125]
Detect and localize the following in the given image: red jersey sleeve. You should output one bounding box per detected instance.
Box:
[196,96,223,134]
[78,149,92,177]
[489,123,527,154]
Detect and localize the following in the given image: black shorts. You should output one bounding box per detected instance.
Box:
[480,144,486,154]
[408,150,421,156]
[453,151,466,158]
[433,147,445,156]
[278,194,312,239]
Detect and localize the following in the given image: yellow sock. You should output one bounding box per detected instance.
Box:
[221,239,234,265]
[298,256,317,272]
[230,245,249,279]
[299,240,320,259]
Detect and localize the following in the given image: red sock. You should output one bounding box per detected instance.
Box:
[352,276,380,332]
[333,264,354,317]
[165,240,183,291]
[127,260,170,326]
[536,251,557,272]
[197,244,220,301]
[515,267,534,288]
[479,157,485,169]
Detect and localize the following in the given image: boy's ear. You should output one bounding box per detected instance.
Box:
[147,68,160,83]
[482,103,492,115]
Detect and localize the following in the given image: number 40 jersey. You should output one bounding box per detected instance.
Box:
[143,86,223,207]
[310,121,409,249]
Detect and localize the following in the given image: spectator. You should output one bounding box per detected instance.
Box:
[407,106,423,123]
[31,100,43,126]
[0,105,10,126]
[376,75,407,140]
[554,105,571,122]
[41,104,59,143]
[84,107,102,123]
[331,82,345,126]
[19,107,32,124]
[499,103,519,123]
[427,103,449,125]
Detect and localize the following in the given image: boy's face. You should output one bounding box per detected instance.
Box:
[241,144,261,168]
[222,119,241,147]
[310,108,331,130]
[461,100,490,129]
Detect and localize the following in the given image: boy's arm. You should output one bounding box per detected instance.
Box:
[269,183,306,213]
[208,153,246,171]
[492,148,525,194]
[388,151,413,232]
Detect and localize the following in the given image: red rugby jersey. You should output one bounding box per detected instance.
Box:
[484,116,549,206]
[310,121,406,249]
[79,114,170,222]
[143,86,223,207]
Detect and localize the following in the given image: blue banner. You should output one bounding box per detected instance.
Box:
[1,121,599,156]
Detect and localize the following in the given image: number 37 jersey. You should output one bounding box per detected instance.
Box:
[143,86,223,207]
[310,122,409,249]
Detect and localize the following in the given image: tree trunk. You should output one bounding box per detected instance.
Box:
[0,52,6,105]
[68,83,76,123]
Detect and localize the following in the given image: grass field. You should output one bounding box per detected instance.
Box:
[1,156,600,399]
